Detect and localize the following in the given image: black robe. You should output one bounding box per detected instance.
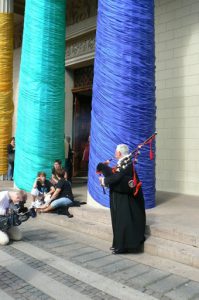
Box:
[104,164,146,251]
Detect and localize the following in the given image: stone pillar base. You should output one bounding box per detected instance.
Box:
[87,191,107,209]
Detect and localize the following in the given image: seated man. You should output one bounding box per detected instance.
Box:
[51,159,67,186]
[0,190,27,245]
[38,170,74,217]
[31,171,55,208]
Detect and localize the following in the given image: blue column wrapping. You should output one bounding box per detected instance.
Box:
[88,0,156,208]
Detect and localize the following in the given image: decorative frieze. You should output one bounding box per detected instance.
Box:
[66,32,96,61]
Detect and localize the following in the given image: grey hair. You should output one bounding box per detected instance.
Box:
[116,144,129,156]
[17,190,27,202]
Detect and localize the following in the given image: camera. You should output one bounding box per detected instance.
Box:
[9,201,37,226]
[0,202,36,232]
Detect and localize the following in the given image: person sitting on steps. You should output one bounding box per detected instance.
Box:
[31,171,55,208]
[51,159,67,186]
[37,170,74,218]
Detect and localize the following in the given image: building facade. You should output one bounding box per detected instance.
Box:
[12,0,199,196]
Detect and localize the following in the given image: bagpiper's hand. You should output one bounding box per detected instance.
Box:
[99,177,105,186]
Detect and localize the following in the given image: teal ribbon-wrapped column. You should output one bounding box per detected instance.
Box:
[14,0,66,190]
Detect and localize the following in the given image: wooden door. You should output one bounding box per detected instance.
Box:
[73,93,91,177]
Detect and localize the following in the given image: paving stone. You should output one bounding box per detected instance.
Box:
[62,246,98,258]
[98,258,137,275]
[1,246,116,300]
[52,242,84,253]
[161,296,171,300]
[2,217,199,300]
[148,274,189,294]
[111,263,150,283]
[0,266,54,300]
[165,281,199,300]
[72,249,108,263]
[145,289,155,295]
[127,268,170,289]
[152,291,162,299]
[82,253,121,268]
[44,239,76,249]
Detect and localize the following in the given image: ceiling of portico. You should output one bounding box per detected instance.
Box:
[14,0,25,15]
[14,0,98,26]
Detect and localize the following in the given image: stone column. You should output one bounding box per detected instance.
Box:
[0,0,14,177]
[65,69,74,139]
[0,0,13,12]
[88,0,156,208]
[14,0,66,191]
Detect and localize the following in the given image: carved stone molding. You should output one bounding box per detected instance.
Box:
[66,33,95,60]
[67,0,97,26]
[66,16,96,41]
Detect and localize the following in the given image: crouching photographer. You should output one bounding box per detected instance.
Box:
[0,190,36,245]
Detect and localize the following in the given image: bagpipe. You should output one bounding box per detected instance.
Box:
[0,201,37,232]
[96,133,157,196]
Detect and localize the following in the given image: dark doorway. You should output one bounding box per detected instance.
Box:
[73,91,91,177]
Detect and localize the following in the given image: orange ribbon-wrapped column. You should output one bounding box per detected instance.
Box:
[0,0,14,175]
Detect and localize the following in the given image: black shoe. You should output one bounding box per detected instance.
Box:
[66,213,73,218]
[65,208,73,218]
[112,249,127,255]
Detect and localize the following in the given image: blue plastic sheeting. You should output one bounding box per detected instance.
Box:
[88,0,156,208]
[14,0,66,191]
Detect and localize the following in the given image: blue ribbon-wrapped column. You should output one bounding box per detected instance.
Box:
[88,0,156,208]
[14,0,66,190]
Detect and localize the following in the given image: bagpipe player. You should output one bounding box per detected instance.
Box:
[97,144,146,254]
[0,190,36,245]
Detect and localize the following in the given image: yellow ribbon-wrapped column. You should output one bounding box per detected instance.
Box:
[0,0,14,175]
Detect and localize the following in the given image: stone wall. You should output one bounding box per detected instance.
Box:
[155,0,199,195]
[67,0,97,26]
[13,48,21,135]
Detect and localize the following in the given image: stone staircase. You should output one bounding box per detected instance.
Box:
[146,222,199,268]
[39,204,199,269]
[1,181,198,269]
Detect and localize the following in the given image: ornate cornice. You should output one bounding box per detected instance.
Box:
[66,32,95,67]
[66,16,96,41]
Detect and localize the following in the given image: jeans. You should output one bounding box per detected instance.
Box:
[7,162,14,180]
[50,197,73,209]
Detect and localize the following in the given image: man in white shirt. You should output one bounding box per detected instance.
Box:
[0,190,27,245]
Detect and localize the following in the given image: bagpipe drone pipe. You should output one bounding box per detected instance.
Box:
[96,133,157,196]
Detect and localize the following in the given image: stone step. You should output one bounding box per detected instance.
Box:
[149,223,199,248]
[145,236,199,269]
[37,200,199,270]
[70,206,199,249]
[38,213,199,269]
[70,205,111,225]
[38,213,113,242]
